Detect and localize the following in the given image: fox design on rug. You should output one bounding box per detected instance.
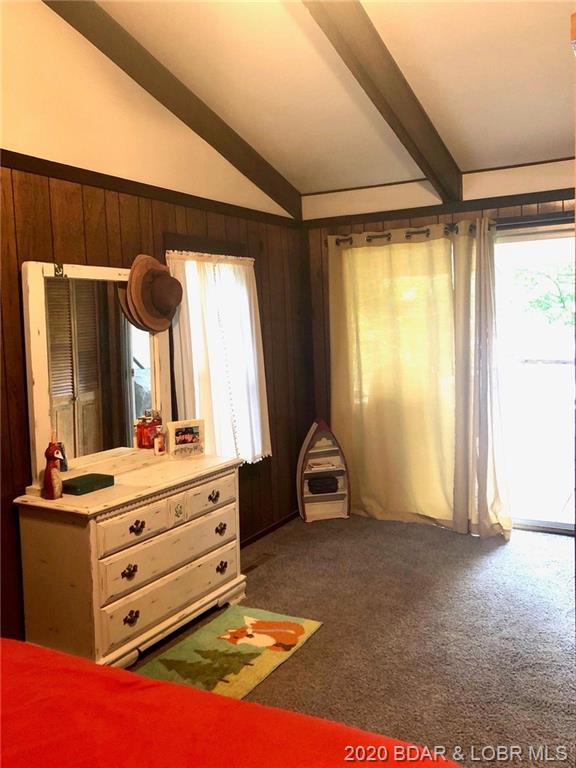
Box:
[219,616,305,652]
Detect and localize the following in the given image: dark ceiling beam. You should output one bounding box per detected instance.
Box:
[44,0,302,219]
[303,1,462,202]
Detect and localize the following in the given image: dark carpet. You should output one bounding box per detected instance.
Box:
[241,517,575,767]
[136,516,574,766]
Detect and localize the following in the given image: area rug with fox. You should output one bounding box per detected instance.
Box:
[136,606,321,699]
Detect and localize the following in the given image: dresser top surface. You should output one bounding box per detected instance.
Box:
[15,449,242,517]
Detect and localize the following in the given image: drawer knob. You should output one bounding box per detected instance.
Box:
[216,560,228,575]
[121,563,139,580]
[129,519,146,536]
[208,490,220,504]
[215,522,227,536]
[123,609,140,627]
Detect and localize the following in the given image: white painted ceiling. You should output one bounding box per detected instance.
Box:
[100,1,574,193]
[364,2,575,171]
[101,0,423,193]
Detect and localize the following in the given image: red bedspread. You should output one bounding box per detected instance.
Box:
[1,639,454,767]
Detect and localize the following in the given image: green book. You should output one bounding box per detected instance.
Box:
[63,473,114,495]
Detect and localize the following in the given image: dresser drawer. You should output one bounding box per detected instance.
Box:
[186,472,236,520]
[100,542,237,653]
[97,500,170,558]
[98,503,237,604]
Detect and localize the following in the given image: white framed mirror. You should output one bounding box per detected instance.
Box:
[22,262,172,488]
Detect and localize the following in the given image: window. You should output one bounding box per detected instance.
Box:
[167,251,271,463]
[128,324,152,422]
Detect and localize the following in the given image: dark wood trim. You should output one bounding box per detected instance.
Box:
[464,156,575,175]
[0,150,300,228]
[302,176,427,197]
[303,187,575,229]
[303,0,461,202]
[163,232,248,256]
[2,151,572,232]
[496,211,574,230]
[42,1,302,220]
[240,511,298,548]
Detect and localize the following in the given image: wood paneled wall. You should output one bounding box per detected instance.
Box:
[0,167,313,638]
[2,160,572,640]
[307,198,575,421]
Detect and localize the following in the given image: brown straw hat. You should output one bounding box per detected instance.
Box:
[117,283,149,332]
[119,255,183,334]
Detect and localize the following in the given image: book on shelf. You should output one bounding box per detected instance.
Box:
[305,458,343,473]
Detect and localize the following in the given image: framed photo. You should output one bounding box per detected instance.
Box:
[166,419,205,457]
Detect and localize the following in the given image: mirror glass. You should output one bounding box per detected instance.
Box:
[44,277,152,460]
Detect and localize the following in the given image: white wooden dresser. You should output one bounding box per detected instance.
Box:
[15,448,246,667]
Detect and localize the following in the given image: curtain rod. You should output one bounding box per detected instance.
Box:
[333,223,476,247]
[329,212,573,247]
[495,211,574,230]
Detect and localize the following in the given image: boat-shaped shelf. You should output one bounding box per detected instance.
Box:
[297,420,350,522]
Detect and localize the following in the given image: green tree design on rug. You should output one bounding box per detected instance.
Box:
[160,649,260,690]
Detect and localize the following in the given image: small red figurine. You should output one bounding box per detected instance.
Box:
[42,436,64,500]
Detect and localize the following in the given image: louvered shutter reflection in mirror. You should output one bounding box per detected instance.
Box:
[71,281,103,456]
[45,279,104,458]
[72,280,100,394]
[45,279,76,455]
[45,279,73,399]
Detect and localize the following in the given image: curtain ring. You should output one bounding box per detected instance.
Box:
[405,228,430,240]
[366,232,392,243]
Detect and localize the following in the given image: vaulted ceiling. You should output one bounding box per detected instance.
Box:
[101,1,574,179]
[100,0,425,194]
[44,1,575,216]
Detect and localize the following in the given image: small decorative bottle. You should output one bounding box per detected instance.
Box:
[146,410,162,450]
[150,409,162,433]
[142,412,154,449]
[137,411,150,449]
[153,426,166,456]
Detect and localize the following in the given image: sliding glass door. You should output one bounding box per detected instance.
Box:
[495,228,575,533]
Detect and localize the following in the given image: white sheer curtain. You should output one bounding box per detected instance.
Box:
[167,251,271,463]
[453,220,511,538]
[329,220,511,538]
[330,225,455,527]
